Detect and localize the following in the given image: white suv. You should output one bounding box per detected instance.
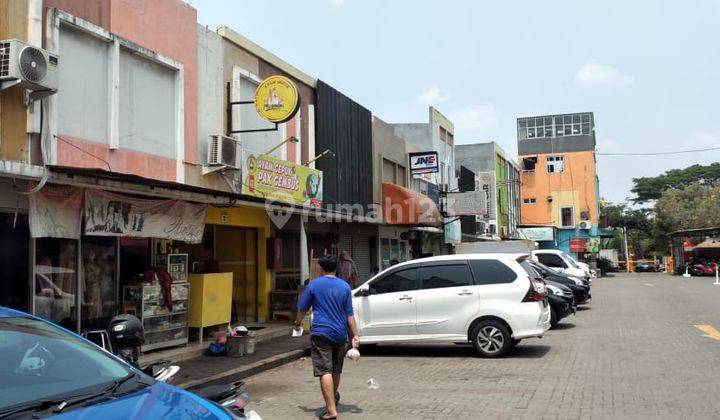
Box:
[531,250,592,280]
[352,254,551,357]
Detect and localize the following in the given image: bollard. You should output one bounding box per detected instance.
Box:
[715,265,720,285]
[683,265,691,278]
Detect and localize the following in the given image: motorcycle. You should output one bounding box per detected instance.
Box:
[82,314,179,382]
[193,380,252,418]
[83,315,255,418]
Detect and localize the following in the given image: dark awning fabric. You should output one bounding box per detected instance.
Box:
[382,182,441,227]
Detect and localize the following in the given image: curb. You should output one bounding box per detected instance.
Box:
[178,346,310,390]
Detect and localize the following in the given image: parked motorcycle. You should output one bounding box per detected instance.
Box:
[82,314,179,382]
[194,381,252,418]
[689,261,717,276]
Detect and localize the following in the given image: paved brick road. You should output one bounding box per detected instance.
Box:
[243,273,720,419]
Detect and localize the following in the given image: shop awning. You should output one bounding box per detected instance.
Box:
[695,238,720,249]
[382,182,441,227]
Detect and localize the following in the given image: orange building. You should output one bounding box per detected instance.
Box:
[516,113,600,257]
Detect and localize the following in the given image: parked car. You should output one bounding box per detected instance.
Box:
[529,260,591,304]
[0,306,240,419]
[634,262,659,272]
[352,254,551,358]
[531,250,593,281]
[545,283,576,327]
[689,260,717,276]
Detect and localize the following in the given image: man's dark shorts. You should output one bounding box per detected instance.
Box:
[310,335,347,377]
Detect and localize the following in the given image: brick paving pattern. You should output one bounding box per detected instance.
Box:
[242,273,720,419]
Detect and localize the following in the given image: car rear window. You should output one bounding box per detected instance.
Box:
[469,259,518,284]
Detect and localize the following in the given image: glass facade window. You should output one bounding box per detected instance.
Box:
[35,238,78,331]
[518,113,593,139]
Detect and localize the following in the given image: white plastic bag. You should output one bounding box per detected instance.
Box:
[345,348,361,361]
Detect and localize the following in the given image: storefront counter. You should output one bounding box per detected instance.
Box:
[188,272,233,342]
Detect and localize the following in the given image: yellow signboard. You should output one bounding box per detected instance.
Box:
[242,152,323,207]
[254,75,301,123]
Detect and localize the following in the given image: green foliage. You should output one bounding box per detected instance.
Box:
[631,162,720,203]
[654,183,720,232]
[599,201,666,259]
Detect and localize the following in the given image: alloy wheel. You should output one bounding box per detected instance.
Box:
[477,326,504,354]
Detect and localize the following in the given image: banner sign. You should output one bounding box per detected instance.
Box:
[254,75,301,123]
[477,171,495,219]
[518,227,555,242]
[445,191,488,216]
[29,185,83,239]
[444,217,461,244]
[585,237,600,253]
[409,151,439,174]
[570,237,587,253]
[84,190,206,243]
[242,151,323,207]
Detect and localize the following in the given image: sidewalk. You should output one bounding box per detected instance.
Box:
[174,334,310,390]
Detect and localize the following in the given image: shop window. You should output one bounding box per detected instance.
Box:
[547,156,564,173]
[561,207,574,227]
[35,238,78,331]
[82,236,118,330]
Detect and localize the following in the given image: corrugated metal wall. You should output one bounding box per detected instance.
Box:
[315,80,373,214]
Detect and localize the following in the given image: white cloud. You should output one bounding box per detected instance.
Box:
[417,86,450,106]
[574,60,634,88]
[597,137,622,153]
[684,131,720,149]
[329,0,345,7]
[449,103,499,131]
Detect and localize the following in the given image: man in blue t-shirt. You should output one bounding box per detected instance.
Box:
[294,257,360,420]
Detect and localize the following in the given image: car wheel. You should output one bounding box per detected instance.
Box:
[471,320,511,358]
[550,306,558,328]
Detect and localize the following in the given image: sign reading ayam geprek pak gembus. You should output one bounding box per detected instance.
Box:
[254,75,301,123]
[242,152,323,207]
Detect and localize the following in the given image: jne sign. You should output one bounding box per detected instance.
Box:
[409,151,439,174]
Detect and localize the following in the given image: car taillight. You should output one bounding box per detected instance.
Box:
[522,277,546,302]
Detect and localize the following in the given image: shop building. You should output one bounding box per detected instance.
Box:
[516,112,601,259]
[390,107,458,255]
[455,142,521,238]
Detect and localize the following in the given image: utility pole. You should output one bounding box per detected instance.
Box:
[623,226,630,273]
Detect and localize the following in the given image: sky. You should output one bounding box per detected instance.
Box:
[188,0,720,204]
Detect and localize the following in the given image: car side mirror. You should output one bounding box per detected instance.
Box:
[355,285,370,297]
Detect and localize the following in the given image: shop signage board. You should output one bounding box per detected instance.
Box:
[29,185,83,239]
[445,191,488,216]
[409,151,439,174]
[518,227,555,242]
[476,171,495,219]
[254,75,301,123]
[570,237,587,253]
[585,237,600,253]
[242,151,323,207]
[84,190,206,243]
[444,217,462,244]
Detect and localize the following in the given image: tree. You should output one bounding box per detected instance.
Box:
[599,201,666,259]
[631,162,720,203]
[654,183,720,232]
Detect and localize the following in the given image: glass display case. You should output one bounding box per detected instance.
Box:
[123,282,189,352]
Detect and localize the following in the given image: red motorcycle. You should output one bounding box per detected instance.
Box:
[689,261,717,276]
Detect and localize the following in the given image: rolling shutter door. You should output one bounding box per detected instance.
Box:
[352,235,371,283]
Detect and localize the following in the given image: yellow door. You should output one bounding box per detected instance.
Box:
[215,226,259,322]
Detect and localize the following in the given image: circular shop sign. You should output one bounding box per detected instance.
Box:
[254,75,301,123]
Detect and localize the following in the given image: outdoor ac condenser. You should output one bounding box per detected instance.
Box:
[207,135,239,168]
[0,39,58,97]
[579,220,592,230]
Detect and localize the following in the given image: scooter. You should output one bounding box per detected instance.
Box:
[82,314,180,383]
[193,380,252,418]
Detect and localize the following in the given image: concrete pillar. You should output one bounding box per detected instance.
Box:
[300,218,309,282]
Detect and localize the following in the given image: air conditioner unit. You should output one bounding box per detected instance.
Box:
[206,135,239,168]
[579,220,592,230]
[0,39,58,98]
